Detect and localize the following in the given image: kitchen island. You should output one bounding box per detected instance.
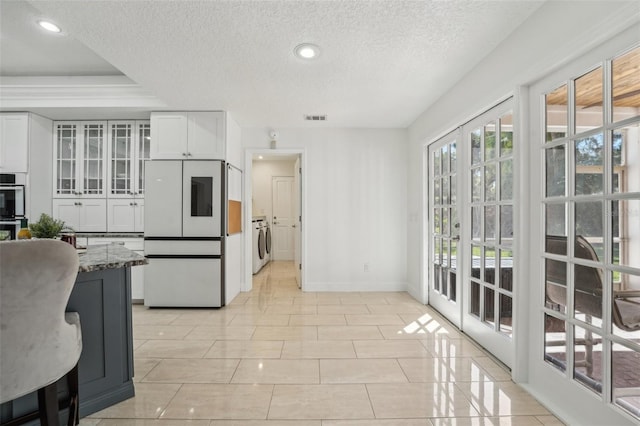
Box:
[0,243,147,424]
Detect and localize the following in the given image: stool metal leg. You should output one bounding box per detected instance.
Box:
[37,383,59,426]
[66,363,80,426]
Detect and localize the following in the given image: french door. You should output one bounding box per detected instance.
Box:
[427,99,515,368]
[428,134,461,328]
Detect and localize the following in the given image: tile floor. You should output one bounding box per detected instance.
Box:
[84,261,565,426]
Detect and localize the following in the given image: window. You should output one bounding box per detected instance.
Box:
[543,45,640,419]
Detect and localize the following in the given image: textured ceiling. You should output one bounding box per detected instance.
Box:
[4,0,545,127]
[0,1,121,76]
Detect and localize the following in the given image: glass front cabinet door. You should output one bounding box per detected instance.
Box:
[52,121,108,232]
[106,120,150,232]
[53,121,107,197]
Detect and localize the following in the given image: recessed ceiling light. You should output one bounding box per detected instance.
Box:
[294,43,320,60]
[38,20,61,33]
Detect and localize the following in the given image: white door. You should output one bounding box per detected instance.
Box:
[427,134,462,328]
[426,99,515,368]
[0,113,29,173]
[187,112,225,159]
[293,157,302,287]
[144,160,182,237]
[461,104,515,367]
[134,198,144,233]
[78,198,107,232]
[107,199,135,232]
[53,199,80,231]
[272,176,294,260]
[150,113,188,159]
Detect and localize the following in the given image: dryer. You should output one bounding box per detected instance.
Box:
[263,220,271,266]
[252,219,266,274]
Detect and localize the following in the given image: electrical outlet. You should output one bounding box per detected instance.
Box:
[364,263,369,272]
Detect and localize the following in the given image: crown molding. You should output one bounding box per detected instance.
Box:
[0,75,166,108]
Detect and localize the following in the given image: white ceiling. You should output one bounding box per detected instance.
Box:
[1,0,545,128]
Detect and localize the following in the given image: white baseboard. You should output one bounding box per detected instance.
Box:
[304,281,408,292]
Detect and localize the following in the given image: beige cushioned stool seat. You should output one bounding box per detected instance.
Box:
[1,239,83,424]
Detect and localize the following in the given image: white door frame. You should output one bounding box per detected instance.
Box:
[244,149,306,292]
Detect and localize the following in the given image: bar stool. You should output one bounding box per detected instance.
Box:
[0,240,83,425]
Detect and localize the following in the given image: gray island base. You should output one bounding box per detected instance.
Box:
[0,244,147,425]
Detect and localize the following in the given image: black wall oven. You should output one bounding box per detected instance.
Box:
[0,174,25,240]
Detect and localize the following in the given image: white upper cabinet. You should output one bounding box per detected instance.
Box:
[150,113,188,159]
[107,120,150,198]
[187,112,225,159]
[150,111,225,160]
[0,113,29,173]
[53,121,109,232]
[106,120,149,232]
[53,121,108,198]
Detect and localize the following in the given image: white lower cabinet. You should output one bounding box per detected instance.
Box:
[53,198,107,232]
[107,199,144,232]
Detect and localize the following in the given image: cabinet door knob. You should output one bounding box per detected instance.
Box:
[182,153,187,157]
[129,203,134,206]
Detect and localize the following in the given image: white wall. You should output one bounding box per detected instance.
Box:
[243,127,408,292]
[252,159,296,221]
[406,2,639,425]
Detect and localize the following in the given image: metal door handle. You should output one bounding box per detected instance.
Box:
[452,235,460,241]
[292,224,296,228]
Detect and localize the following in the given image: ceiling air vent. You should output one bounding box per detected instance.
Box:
[304,114,327,121]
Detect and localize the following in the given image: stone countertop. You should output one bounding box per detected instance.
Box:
[78,243,147,273]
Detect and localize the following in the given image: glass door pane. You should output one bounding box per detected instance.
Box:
[137,122,151,195]
[427,135,461,327]
[83,123,105,195]
[109,122,133,196]
[56,124,77,195]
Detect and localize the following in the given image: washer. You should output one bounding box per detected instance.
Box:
[252,219,266,274]
[263,220,271,266]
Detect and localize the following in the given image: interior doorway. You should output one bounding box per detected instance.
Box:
[245,149,305,292]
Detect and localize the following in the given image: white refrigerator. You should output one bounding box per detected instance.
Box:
[143,160,225,307]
